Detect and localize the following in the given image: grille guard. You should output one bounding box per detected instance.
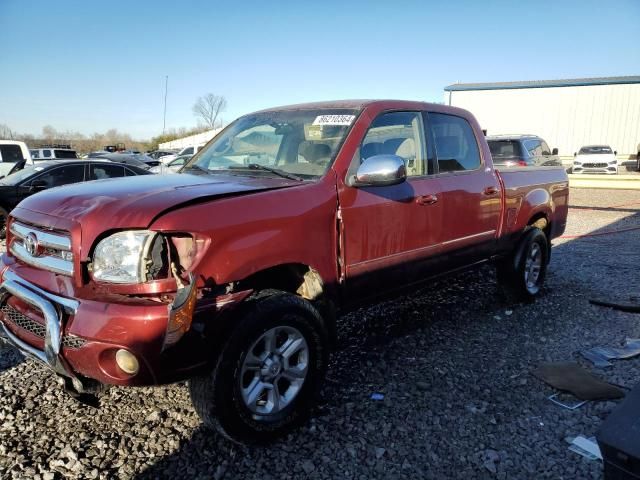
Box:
[0,269,85,392]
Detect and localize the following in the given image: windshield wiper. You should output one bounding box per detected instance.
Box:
[229,163,304,181]
[183,164,211,174]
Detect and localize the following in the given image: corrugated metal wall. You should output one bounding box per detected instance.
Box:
[447,84,640,156]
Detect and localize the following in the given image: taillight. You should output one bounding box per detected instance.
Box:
[518,160,528,167]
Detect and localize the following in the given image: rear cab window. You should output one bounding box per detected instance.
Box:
[428,113,481,173]
[0,145,25,163]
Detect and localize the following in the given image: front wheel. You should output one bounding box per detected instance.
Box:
[496,227,549,302]
[189,290,329,444]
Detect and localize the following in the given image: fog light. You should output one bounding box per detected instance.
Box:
[115,349,139,375]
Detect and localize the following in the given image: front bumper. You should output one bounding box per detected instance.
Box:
[0,268,194,389]
[572,165,618,174]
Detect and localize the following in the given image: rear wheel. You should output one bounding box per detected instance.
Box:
[189,290,328,444]
[497,227,549,302]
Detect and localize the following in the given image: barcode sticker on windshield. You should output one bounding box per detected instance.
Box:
[312,115,355,126]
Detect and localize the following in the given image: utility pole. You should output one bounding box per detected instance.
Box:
[162,75,168,134]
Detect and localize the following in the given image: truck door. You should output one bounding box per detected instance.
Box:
[426,112,501,268]
[338,111,443,301]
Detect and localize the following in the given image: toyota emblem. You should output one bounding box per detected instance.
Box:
[24,233,39,257]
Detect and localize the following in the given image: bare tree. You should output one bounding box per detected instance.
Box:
[0,124,14,139]
[192,94,227,129]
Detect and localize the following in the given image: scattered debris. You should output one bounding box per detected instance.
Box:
[580,349,612,368]
[532,362,624,401]
[505,310,513,316]
[370,392,385,401]
[590,297,640,313]
[481,449,501,474]
[566,435,602,461]
[548,393,588,410]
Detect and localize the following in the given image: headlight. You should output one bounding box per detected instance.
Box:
[92,230,156,283]
[573,161,581,165]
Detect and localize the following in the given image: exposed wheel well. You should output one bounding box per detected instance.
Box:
[237,263,336,345]
[527,213,550,237]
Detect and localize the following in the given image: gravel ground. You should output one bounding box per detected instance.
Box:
[1,187,639,479]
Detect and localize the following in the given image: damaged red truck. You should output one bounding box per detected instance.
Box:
[0,100,568,442]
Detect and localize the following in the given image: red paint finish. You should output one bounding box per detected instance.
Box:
[0,100,569,388]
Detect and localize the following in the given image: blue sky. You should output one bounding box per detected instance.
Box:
[1,0,638,140]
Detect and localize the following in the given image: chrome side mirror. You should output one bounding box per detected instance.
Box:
[352,154,407,187]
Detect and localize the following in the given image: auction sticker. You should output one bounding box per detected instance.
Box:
[312,115,355,126]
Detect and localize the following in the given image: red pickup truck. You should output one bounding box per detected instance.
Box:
[0,100,568,443]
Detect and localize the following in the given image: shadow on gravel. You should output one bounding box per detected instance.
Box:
[123,207,640,479]
[0,344,24,373]
[116,205,640,479]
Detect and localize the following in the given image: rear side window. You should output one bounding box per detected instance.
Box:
[524,139,543,157]
[43,150,51,158]
[429,113,481,172]
[0,145,24,162]
[31,165,84,187]
[90,164,125,180]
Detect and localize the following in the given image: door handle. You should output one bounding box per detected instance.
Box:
[483,186,499,196]
[416,194,438,205]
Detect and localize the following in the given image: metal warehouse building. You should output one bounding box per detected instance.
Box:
[444,76,640,158]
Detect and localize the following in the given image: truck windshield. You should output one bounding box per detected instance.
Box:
[184,109,359,179]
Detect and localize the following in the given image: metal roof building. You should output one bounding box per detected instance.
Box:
[445,76,640,158]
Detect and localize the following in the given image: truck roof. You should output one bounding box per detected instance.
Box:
[486,134,541,140]
[254,99,453,113]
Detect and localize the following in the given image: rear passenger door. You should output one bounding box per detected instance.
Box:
[426,112,502,267]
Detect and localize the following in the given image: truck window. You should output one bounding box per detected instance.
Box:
[0,145,24,162]
[540,140,551,156]
[54,149,78,159]
[43,150,51,158]
[361,112,426,176]
[524,139,543,157]
[429,113,481,173]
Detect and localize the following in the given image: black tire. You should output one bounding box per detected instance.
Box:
[496,227,549,302]
[0,206,8,240]
[189,290,329,444]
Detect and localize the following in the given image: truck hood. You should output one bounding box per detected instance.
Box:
[14,172,299,229]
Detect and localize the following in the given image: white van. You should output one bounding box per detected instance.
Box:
[0,141,33,177]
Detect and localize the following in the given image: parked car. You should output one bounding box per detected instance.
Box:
[0,100,568,443]
[148,149,180,160]
[636,142,639,172]
[0,140,33,178]
[572,145,618,174]
[487,135,560,168]
[160,144,205,164]
[30,147,78,160]
[93,152,160,169]
[150,154,191,174]
[0,159,150,237]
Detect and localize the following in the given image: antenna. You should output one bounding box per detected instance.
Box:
[162,75,168,134]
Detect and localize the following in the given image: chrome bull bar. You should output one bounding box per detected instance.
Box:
[0,269,84,392]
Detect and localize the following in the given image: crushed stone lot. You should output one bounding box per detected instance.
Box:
[1,187,639,480]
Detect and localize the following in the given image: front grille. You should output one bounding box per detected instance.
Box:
[1,304,85,349]
[582,163,609,168]
[9,221,74,276]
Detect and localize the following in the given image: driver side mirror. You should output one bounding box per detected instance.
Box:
[614,151,618,155]
[552,148,558,155]
[350,154,407,187]
[30,179,48,190]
